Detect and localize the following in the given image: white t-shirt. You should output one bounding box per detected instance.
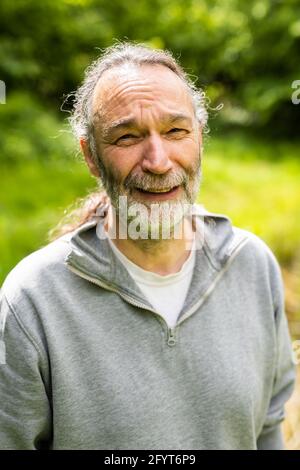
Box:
[107,237,196,328]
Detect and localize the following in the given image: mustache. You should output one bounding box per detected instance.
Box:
[123,169,188,192]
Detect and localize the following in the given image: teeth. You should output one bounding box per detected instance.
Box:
[138,187,174,193]
[149,188,172,193]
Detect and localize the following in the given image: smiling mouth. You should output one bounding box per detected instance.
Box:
[135,186,179,195]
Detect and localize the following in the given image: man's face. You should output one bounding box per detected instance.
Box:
[90,64,202,235]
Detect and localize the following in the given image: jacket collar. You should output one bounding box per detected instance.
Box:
[65,203,249,314]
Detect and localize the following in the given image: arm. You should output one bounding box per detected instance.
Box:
[0,292,52,450]
[257,424,285,450]
[256,261,296,450]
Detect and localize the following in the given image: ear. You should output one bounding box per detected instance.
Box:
[80,138,101,178]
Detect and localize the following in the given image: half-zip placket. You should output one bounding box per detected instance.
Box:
[66,235,249,349]
[66,261,177,347]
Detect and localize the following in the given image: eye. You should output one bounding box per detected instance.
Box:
[168,128,182,133]
[119,134,136,140]
[166,128,188,138]
[115,134,140,145]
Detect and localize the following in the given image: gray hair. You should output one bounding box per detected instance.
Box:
[68,42,208,164]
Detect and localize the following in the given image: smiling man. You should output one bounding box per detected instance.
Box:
[81,61,203,273]
[0,42,296,450]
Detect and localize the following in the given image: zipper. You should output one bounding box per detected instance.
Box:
[67,262,176,347]
[66,235,249,348]
[167,327,177,347]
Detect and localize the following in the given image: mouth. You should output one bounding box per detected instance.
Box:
[137,186,178,194]
[134,186,180,199]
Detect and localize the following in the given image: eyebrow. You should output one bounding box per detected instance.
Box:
[102,113,193,139]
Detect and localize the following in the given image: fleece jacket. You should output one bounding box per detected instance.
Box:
[0,204,296,449]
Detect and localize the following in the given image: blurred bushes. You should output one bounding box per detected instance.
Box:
[0,92,75,165]
[202,135,300,264]
[0,0,300,137]
[0,97,93,281]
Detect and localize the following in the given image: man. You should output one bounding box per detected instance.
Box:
[0,43,296,450]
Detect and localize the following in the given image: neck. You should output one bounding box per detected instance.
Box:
[104,207,195,275]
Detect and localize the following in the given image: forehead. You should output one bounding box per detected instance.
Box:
[92,64,194,127]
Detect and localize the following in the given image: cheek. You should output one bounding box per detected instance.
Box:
[102,147,140,183]
[170,138,200,169]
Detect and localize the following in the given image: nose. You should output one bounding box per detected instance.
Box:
[141,133,173,174]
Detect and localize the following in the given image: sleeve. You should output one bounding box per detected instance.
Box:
[0,291,52,450]
[256,260,296,450]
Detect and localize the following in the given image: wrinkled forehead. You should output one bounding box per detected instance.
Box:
[91,64,194,124]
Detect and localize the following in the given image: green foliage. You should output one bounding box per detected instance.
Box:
[0,159,93,282]
[0,0,299,135]
[201,133,300,264]
[0,92,75,165]
[0,95,92,281]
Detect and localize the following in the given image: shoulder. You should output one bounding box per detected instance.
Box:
[231,226,284,303]
[1,234,73,305]
[196,204,281,281]
[232,226,281,271]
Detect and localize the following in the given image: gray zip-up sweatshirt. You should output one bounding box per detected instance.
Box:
[0,205,296,450]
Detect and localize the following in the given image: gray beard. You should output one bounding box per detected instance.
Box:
[93,150,202,241]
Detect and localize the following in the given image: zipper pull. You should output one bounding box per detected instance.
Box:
[167,327,177,347]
